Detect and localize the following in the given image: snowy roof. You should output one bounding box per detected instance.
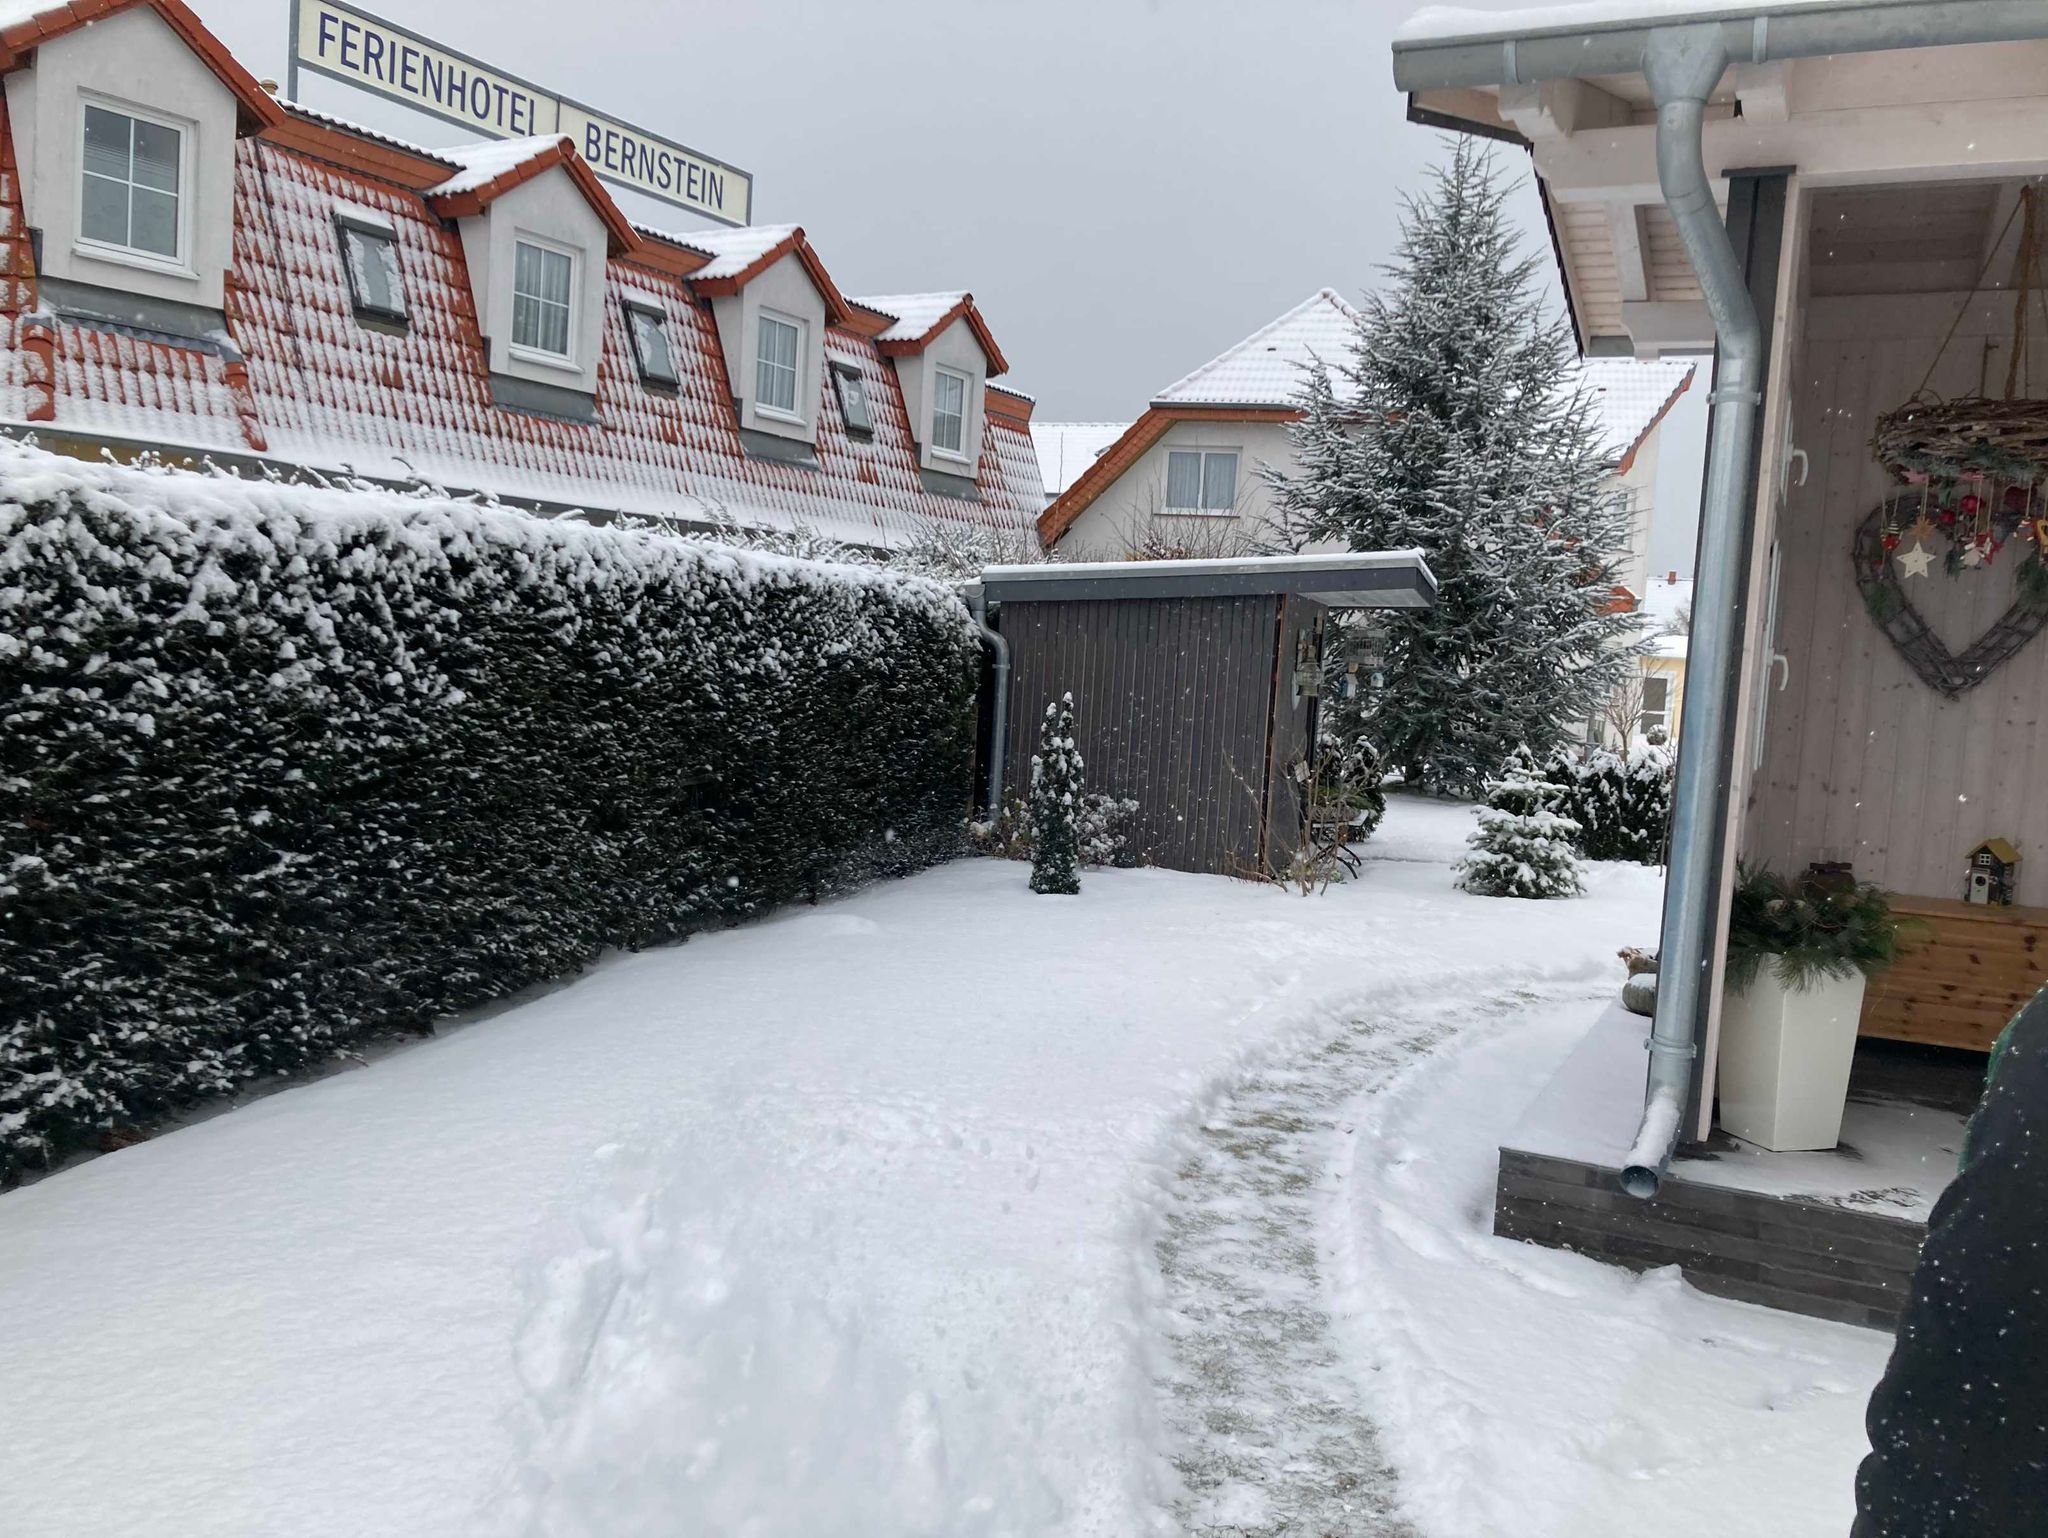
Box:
[852,292,970,344]
[653,223,801,280]
[1578,356,1695,466]
[425,136,573,197]
[1153,288,1361,408]
[981,549,1438,609]
[1394,0,1862,45]
[279,100,458,170]
[1031,422,1131,500]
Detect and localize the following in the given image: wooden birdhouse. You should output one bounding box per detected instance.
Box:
[1964,838,2020,906]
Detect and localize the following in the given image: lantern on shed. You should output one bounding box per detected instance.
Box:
[1964,838,2020,906]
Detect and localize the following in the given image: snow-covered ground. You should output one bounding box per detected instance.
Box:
[0,797,1886,1536]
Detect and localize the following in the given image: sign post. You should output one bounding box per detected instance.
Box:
[287,0,753,227]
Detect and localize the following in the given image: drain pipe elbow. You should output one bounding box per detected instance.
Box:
[1624,24,1767,1198]
[965,585,1010,817]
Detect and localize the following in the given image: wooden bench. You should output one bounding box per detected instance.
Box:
[1859,895,2048,1053]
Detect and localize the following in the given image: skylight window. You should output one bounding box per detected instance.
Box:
[336,216,407,324]
[512,239,575,359]
[80,103,182,261]
[932,366,969,457]
[831,363,874,435]
[624,302,679,389]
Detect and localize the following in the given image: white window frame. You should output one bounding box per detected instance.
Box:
[622,300,680,389]
[755,309,806,422]
[931,365,971,460]
[1164,448,1240,515]
[508,233,579,368]
[75,95,193,276]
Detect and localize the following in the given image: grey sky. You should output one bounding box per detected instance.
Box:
[189,0,1705,572]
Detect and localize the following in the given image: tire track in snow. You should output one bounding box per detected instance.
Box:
[1154,988,1541,1537]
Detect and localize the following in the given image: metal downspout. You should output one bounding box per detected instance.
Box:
[965,586,1010,816]
[1621,25,1766,1199]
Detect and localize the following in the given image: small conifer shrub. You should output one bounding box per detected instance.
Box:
[1028,694,1084,895]
[1456,747,1586,899]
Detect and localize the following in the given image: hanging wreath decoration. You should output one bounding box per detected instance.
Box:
[1863,183,2048,683]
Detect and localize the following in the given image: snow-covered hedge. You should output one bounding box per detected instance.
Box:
[0,449,980,1179]
[1544,745,1672,865]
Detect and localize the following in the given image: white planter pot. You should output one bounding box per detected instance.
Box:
[1717,968,1867,1152]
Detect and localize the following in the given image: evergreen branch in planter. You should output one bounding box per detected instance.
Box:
[1725,863,1919,992]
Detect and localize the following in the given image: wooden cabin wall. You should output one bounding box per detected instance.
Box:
[999,595,1282,877]
[1743,291,2048,906]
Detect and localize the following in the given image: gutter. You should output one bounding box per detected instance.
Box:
[1392,0,2048,1198]
[1392,1,2048,93]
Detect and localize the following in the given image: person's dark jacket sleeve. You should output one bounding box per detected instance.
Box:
[1853,983,2048,1536]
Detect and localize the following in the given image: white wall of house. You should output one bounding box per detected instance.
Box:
[456,169,610,396]
[5,6,240,310]
[709,251,829,447]
[1054,417,1305,559]
[894,317,988,478]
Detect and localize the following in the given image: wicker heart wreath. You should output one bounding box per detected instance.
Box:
[1853,495,2048,698]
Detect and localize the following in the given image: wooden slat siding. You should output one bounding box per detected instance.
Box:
[1494,1148,1924,1331]
[1260,597,1320,874]
[998,596,1283,875]
[1743,293,2048,937]
[1860,896,2048,1049]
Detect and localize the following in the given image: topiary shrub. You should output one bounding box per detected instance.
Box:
[1545,744,1672,865]
[1028,694,1084,895]
[0,449,979,1180]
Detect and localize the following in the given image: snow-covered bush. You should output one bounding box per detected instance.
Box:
[972,790,1140,869]
[1028,695,1084,895]
[0,447,979,1179]
[1456,749,1585,899]
[1545,745,1672,865]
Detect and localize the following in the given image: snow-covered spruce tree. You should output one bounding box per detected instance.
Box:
[1268,138,1640,796]
[1029,694,1084,895]
[1456,747,1585,898]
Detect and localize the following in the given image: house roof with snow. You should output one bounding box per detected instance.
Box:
[1031,422,1132,503]
[1581,356,1695,472]
[1153,288,1361,408]
[0,0,1043,550]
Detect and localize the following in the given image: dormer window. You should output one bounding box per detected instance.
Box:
[511,238,576,361]
[335,211,406,326]
[932,366,969,458]
[756,311,804,420]
[624,302,679,389]
[831,363,874,436]
[80,102,183,263]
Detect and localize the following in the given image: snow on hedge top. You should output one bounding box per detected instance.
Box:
[1395,0,1859,44]
[0,442,971,627]
[1580,356,1695,465]
[426,136,573,197]
[851,293,969,344]
[1153,288,1361,408]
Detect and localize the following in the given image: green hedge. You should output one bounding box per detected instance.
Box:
[1543,745,1673,865]
[0,453,979,1180]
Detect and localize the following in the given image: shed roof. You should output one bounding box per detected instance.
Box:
[980,550,1437,609]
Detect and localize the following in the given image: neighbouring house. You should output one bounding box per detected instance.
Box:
[1603,569,1692,747]
[1036,289,1695,578]
[1396,0,2048,1328]
[0,0,1045,550]
[1031,420,1130,507]
[975,551,1438,876]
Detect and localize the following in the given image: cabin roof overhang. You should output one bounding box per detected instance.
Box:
[980,550,1438,610]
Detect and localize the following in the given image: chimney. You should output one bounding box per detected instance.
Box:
[1667,569,1678,585]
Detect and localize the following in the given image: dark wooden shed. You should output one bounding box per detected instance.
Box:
[978,553,1437,877]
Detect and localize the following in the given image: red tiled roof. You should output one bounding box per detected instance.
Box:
[856,292,1010,378]
[0,89,1042,546]
[425,136,638,256]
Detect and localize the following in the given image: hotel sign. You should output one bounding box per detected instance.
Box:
[288,0,753,226]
